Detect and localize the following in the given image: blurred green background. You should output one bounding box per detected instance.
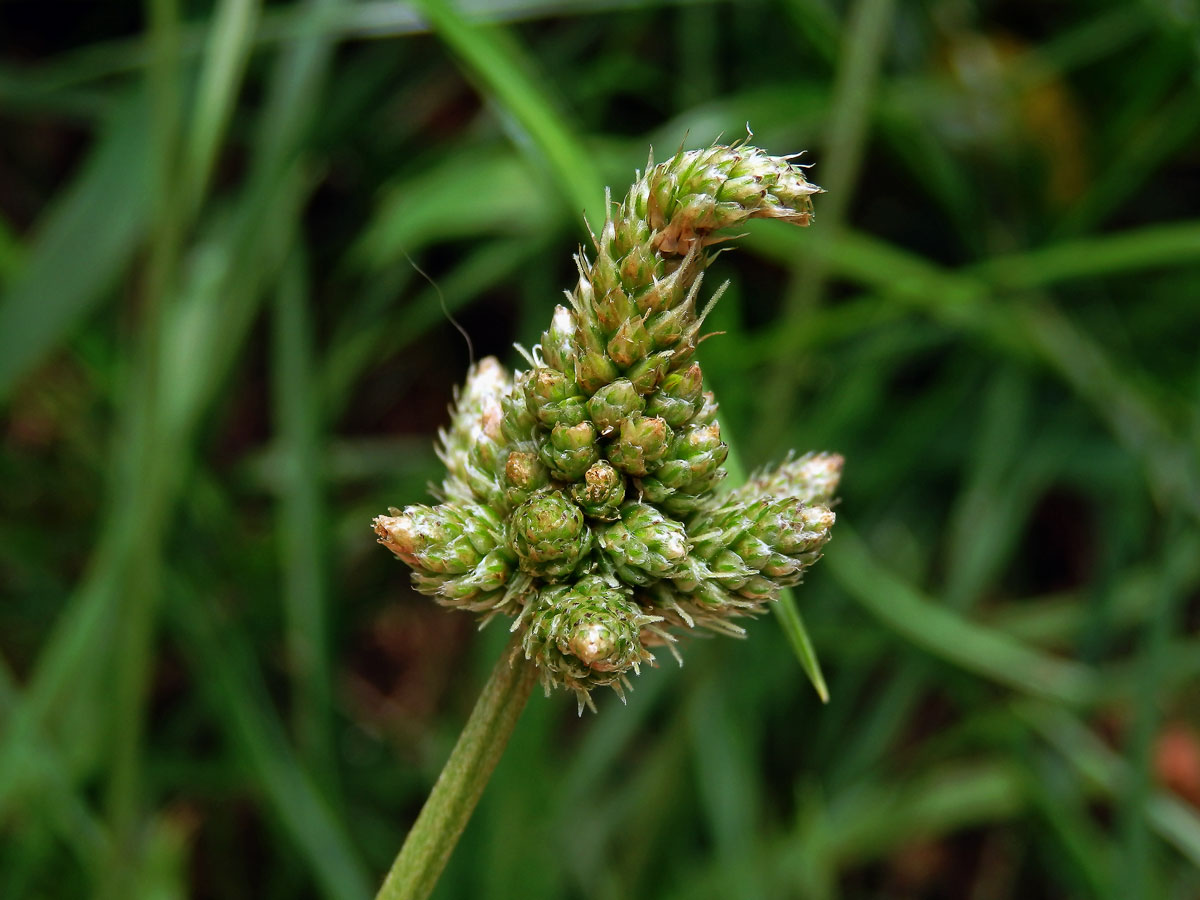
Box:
[2,0,1199,897]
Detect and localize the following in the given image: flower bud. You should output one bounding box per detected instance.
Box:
[509,491,592,581]
[606,315,653,368]
[645,301,692,351]
[625,351,672,395]
[637,422,728,514]
[588,238,622,300]
[618,241,657,290]
[503,449,551,508]
[598,503,691,585]
[577,349,620,394]
[634,258,692,317]
[570,460,626,520]
[431,548,515,608]
[645,362,703,426]
[607,415,672,476]
[538,421,600,482]
[593,285,639,335]
[587,378,645,434]
[687,390,719,426]
[438,357,512,508]
[770,504,837,569]
[524,368,586,428]
[663,423,728,487]
[501,383,538,444]
[540,305,577,372]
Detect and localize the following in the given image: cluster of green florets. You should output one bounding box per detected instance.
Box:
[374,140,841,711]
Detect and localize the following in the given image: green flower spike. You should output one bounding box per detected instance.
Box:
[747,451,845,507]
[521,576,662,713]
[597,502,693,585]
[437,357,512,510]
[543,140,822,399]
[671,491,837,628]
[373,504,518,614]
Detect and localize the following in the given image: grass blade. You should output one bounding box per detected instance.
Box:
[1027,704,1200,869]
[272,250,337,783]
[182,0,262,210]
[0,94,151,401]
[756,0,897,444]
[410,0,606,225]
[166,580,372,900]
[977,220,1200,291]
[772,590,830,703]
[827,527,1100,705]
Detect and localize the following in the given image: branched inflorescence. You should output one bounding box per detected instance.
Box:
[375,140,841,712]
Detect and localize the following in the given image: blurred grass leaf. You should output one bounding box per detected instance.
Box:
[0,94,151,401]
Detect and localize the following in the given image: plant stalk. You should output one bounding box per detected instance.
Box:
[375,634,538,900]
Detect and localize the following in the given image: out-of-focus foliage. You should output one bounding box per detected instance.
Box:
[1,1,1198,898]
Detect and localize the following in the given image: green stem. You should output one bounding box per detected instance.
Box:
[375,635,538,900]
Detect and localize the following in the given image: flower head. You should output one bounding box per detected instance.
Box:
[375,139,838,709]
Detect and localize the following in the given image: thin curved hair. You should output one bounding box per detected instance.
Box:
[401,247,475,367]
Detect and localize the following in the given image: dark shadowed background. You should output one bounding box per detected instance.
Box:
[1,0,1199,897]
